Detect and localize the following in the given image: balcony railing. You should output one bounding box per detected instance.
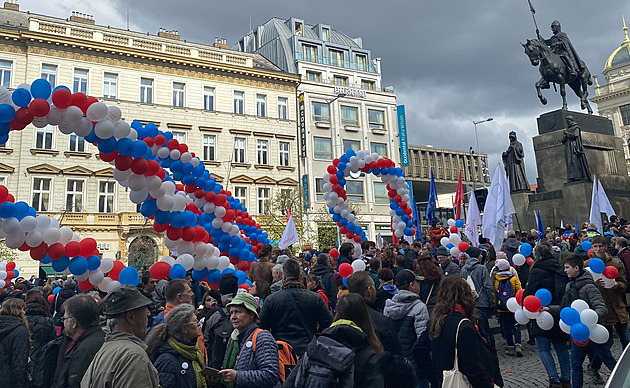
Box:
[295,52,378,73]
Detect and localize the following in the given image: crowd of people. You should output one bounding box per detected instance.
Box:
[1,215,629,387]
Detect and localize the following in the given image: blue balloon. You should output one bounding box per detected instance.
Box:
[404,227,413,236]
[11,87,31,107]
[119,266,140,286]
[207,269,222,283]
[40,255,52,264]
[13,269,19,278]
[235,270,247,284]
[245,279,252,286]
[53,85,71,93]
[455,219,464,228]
[130,120,143,130]
[131,141,148,158]
[389,202,400,210]
[446,243,454,249]
[560,307,580,326]
[68,256,88,275]
[0,104,15,123]
[52,255,69,272]
[0,201,15,218]
[97,137,117,154]
[140,199,158,218]
[87,255,101,271]
[342,277,348,287]
[570,323,590,342]
[519,243,533,257]
[581,240,592,252]
[589,258,605,274]
[53,286,61,295]
[116,138,134,155]
[13,201,29,220]
[535,288,553,307]
[84,129,98,144]
[222,268,236,276]
[192,268,209,282]
[30,79,52,100]
[169,263,186,279]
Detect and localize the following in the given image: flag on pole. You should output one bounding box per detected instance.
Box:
[589,176,602,234]
[426,169,437,225]
[528,0,536,14]
[597,179,616,220]
[536,210,544,242]
[482,165,516,249]
[464,191,482,247]
[454,171,464,220]
[278,208,299,249]
[407,181,423,242]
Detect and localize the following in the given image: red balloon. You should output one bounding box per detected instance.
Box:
[0,185,7,202]
[146,160,161,176]
[177,144,188,154]
[154,135,166,147]
[109,260,125,280]
[30,243,48,260]
[100,150,118,162]
[329,175,338,184]
[153,223,168,233]
[18,242,30,252]
[353,235,362,243]
[327,165,337,174]
[573,339,590,347]
[450,226,458,234]
[115,155,133,171]
[603,266,619,280]
[80,238,97,257]
[78,279,93,292]
[236,261,250,271]
[70,93,88,110]
[65,241,81,257]
[587,248,593,259]
[166,226,183,241]
[52,88,72,109]
[238,283,250,291]
[29,98,50,117]
[131,158,148,175]
[329,248,339,258]
[339,263,354,278]
[5,270,14,280]
[181,227,196,242]
[6,261,15,271]
[526,257,534,266]
[166,139,179,150]
[515,288,525,306]
[47,294,54,303]
[458,242,470,253]
[14,107,34,125]
[5,193,13,203]
[150,261,171,280]
[47,243,65,260]
[523,295,542,313]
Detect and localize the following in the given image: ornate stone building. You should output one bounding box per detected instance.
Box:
[0,3,299,276]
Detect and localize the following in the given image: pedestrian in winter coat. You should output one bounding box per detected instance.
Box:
[219,292,280,388]
[337,242,355,269]
[414,253,442,315]
[310,253,338,310]
[284,294,385,388]
[146,304,206,388]
[430,276,502,388]
[0,298,30,387]
[306,274,330,309]
[373,268,397,313]
[437,246,460,277]
[615,237,630,280]
[462,246,496,349]
[249,244,275,285]
[24,293,56,357]
[51,279,77,317]
[492,259,523,357]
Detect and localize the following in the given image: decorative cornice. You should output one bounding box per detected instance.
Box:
[229,174,255,184]
[62,166,94,176]
[94,167,114,177]
[167,123,193,130]
[274,134,296,140]
[229,129,252,136]
[203,161,221,166]
[0,147,13,155]
[27,163,61,174]
[137,120,160,127]
[253,131,274,138]
[0,162,15,173]
[276,166,296,172]
[254,176,277,185]
[254,164,274,170]
[199,126,222,132]
[231,163,251,169]
[64,151,92,159]
[277,177,299,186]
[211,173,224,182]
[30,149,59,157]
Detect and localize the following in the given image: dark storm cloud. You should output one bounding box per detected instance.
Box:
[22,0,630,182]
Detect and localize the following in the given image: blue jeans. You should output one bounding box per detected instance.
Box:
[499,312,521,346]
[535,336,570,383]
[590,323,630,371]
[570,340,617,388]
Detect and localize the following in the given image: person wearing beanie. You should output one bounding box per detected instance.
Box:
[437,246,459,277]
[204,274,240,369]
[491,251,520,280]
[462,245,496,350]
[492,258,523,357]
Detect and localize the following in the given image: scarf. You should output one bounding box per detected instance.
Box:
[167,337,206,388]
[221,328,244,388]
[330,319,363,332]
[281,280,305,290]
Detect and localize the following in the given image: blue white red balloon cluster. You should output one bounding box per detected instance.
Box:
[560,299,609,345]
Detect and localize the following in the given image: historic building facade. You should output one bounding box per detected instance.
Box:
[0,4,299,276]
[235,17,400,246]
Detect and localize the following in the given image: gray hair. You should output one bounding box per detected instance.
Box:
[272,264,283,274]
[106,315,125,331]
[63,279,76,290]
[166,304,195,340]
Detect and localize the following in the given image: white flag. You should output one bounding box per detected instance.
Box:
[597,180,616,220]
[465,192,481,247]
[589,176,602,234]
[376,232,383,250]
[482,165,516,249]
[278,209,299,249]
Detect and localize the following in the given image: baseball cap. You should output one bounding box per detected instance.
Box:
[102,285,152,318]
[436,246,450,256]
[226,292,259,319]
[395,269,422,288]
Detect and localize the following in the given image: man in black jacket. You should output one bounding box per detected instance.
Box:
[53,294,105,388]
[260,259,333,356]
[310,253,338,310]
[347,271,400,354]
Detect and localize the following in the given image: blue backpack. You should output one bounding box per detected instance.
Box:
[496,276,514,310]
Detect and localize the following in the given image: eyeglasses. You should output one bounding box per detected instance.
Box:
[61,316,73,322]
[189,321,201,327]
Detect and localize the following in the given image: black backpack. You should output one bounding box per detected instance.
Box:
[29,335,63,388]
[294,335,355,388]
[210,307,235,368]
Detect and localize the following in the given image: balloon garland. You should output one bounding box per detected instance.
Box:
[322,149,415,242]
[0,79,268,291]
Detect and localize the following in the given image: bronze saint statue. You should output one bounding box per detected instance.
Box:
[562,115,591,182]
[502,131,529,192]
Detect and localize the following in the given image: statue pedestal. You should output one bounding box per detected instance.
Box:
[510,191,531,229]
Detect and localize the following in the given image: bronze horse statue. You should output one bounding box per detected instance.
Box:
[522,38,593,114]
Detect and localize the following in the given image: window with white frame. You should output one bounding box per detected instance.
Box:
[256,139,268,165]
[32,178,51,211]
[313,137,332,160]
[370,142,388,157]
[140,78,153,103]
[0,60,11,87]
[203,87,215,111]
[346,181,364,202]
[203,134,216,161]
[256,94,266,117]
[36,125,54,150]
[279,141,290,167]
[68,134,86,153]
[234,186,247,209]
[373,182,389,204]
[66,180,84,212]
[234,91,244,114]
[233,138,246,163]
[172,131,186,144]
[278,97,288,119]
[172,82,185,107]
[103,72,117,99]
[41,64,57,87]
[257,187,270,214]
[343,139,361,153]
[315,178,326,201]
[98,181,115,213]
[341,105,359,126]
[368,109,385,130]
[73,68,88,94]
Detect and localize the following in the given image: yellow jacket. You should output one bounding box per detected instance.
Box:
[492,271,522,313]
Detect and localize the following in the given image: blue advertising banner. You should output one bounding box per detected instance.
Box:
[397,105,409,166]
[302,174,310,210]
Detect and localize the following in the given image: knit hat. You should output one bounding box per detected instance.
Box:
[495,251,508,260]
[226,292,258,319]
[219,273,238,296]
[466,246,481,259]
[276,255,290,264]
[496,259,510,271]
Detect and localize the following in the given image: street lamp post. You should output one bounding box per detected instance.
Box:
[472,117,493,185]
[469,147,476,191]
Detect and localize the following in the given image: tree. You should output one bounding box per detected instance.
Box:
[0,240,18,262]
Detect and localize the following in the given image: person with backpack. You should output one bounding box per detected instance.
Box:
[204,274,239,370]
[284,293,385,388]
[219,292,280,388]
[0,298,30,387]
[492,258,523,357]
[24,292,56,361]
[462,246,496,349]
[310,253,338,310]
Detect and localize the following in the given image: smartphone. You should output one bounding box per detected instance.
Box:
[201,367,221,378]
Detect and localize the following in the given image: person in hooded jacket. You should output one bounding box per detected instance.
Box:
[284,293,385,388]
[25,292,56,357]
[373,268,397,313]
[0,298,30,387]
[310,253,338,310]
[492,259,523,357]
[462,246,495,349]
[51,279,77,318]
[524,243,570,388]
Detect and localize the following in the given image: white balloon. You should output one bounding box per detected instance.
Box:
[450,247,460,256]
[506,297,520,313]
[71,233,80,242]
[207,256,219,270]
[2,217,20,234]
[86,102,108,122]
[204,203,216,214]
[161,256,176,265]
[59,226,73,244]
[150,186,166,199]
[106,106,122,122]
[25,230,44,247]
[170,149,181,160]
[36,214,51,230]
[447,218,456,226]
[98,277,112,292]
[178,241,194,255]
[590,324,610,344]
[89,270,105,286]
[351,259,366,272]
[536,311,555,330]
[19,216,38,233]
[0,86,10,104]
[514,308,529,325]
[0,262,5,271]
[175,254,195,271]
[94,120,115,139]
[571,299,590,314]
[193,256,209,271]
[106,280,121,293]
[65,106,83,123]
[157,195,174,211]
[127,128,138,141]
[47,106,65,125]
[99,258,114,273]
[128,174,146,191]
[448,233,461,245]
[114,120,131,139]
[222,222,232,233]
[171,195,186,212]
[214,206,227,218]
[74,117,94,137]
[180,152,193,163]
[164,237,179,249]
[43,227,61,245]
[162,181,176,195]
[17,82,30,90]
[113,168,133,182]
[217,256,230,272]
[32,116,48,128]
[157,147,170,159]
[523,307,540,319]
[0,279,5,288]
[129,188,149,204]
[0,270,6,280]
[75,271,89,282]
[211,218,223,229]
[580,308,599,328]
[49,218,59,229]
[512,253,526,266]
[58,121,73,134]
[440,237,450,248]
[146,176,162,191]
[4,232,24,248]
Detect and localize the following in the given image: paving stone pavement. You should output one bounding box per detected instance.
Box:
[494,325,624,388]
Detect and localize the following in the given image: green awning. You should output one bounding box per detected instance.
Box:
[41,265,62,278]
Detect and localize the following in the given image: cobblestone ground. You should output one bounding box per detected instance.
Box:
[494,325,623,388]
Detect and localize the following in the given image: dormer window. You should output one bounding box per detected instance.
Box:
[322,28,330,42]
[295,22,303,36]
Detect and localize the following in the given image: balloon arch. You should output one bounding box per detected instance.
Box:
[0,79,269,292]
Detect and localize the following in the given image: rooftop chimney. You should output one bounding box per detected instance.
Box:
[69,11,95,25]
[158,29,180,40]
[3,0,18,11]
[213,37,228,49]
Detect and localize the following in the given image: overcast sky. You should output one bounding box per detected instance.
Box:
[18,0,630,184]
